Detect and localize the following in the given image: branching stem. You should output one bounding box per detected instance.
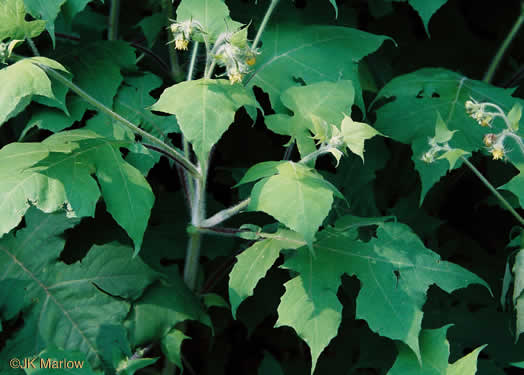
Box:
[38,64,202,179]
[461,156,524,227]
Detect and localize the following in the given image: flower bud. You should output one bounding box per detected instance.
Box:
[483,133,497,147]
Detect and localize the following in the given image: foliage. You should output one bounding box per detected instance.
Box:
[1,0,524,374]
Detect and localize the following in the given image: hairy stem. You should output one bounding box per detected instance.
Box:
[38,64,202,179]
[184,160,208,290]
[252,0,281,50]
[461,156,524,227]
[483,2,524,83]
[200,198,251,228]
[108,0,120,40]
[26,38,40,56]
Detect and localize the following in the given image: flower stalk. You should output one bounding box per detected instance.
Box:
[483,1,524,83]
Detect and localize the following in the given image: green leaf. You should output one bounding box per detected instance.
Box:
[340,115,381,161]
[0,130,154,253]
[508,103,522,131]
[373,68,523,202]
[512,249,524,341]
[407,0,448,36]
[258,351,284,375]
[437,148,469,170]
[387,325,486,375]
[274,221,489,374]
[137,13,165,47]
[23,0,67,46]
[0,57,69,127]
[61,0,94,24]
[24,96,88,137]
[387,325,451,375]
[24,348,101,374]
[0,209,158,371]
[113,357,158,375]
[176,0,242,43]
[151,78,257,161]
[228,229,304,318]
[161,329,189,370]
[61,41,137,108]
[247,25,392,112]
[247,161,338,246]
[328,0,338,18]
[447,345,487,375]
[235,161,285,186]
[501,163,524,209]
[265,81,355,159]
[0,0,46,41]
[125,277,211,347]
[434,111,456,143]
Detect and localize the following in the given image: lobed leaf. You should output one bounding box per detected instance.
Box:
[0,130,154,253]
[0,0,45,41]
[273,220,490,374]
[0,57,69,128]
[23,0,67,46]
[246,161,340,247]
[246,24,392,113]
[151,78,257,161]
[0,209,159,372]
[265,80,355,159]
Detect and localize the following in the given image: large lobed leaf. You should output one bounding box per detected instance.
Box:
[373,68,524,202]
[23,0,67,45]
[265,80,355,159]
[0,0,45,41]
[151,78,257,161]
[246,24,392,112]
[0,129,154,253]
[0,208,159,373]
[0,57,69,127]
[270,220,489,374]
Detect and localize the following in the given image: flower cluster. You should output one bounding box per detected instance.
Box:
[464,98,524,161]
[212,30,259,84]
[169,19,204,51]
[465,98,493,127]
[168,18,259,84]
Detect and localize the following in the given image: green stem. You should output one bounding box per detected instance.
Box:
[108,0,120,40]
[184,160,208,290]
[26,38,40,56]
[187,42,199,81]
[200,198,251,227]
[183,42,200,210]
[483,2,524,83]
[461,156,524,227]
[252,0,280,50]
[38,64,202,180]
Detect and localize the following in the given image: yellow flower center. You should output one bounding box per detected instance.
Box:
[175,39,189,51]
[491,147,504,160]
[229,72,243,84]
